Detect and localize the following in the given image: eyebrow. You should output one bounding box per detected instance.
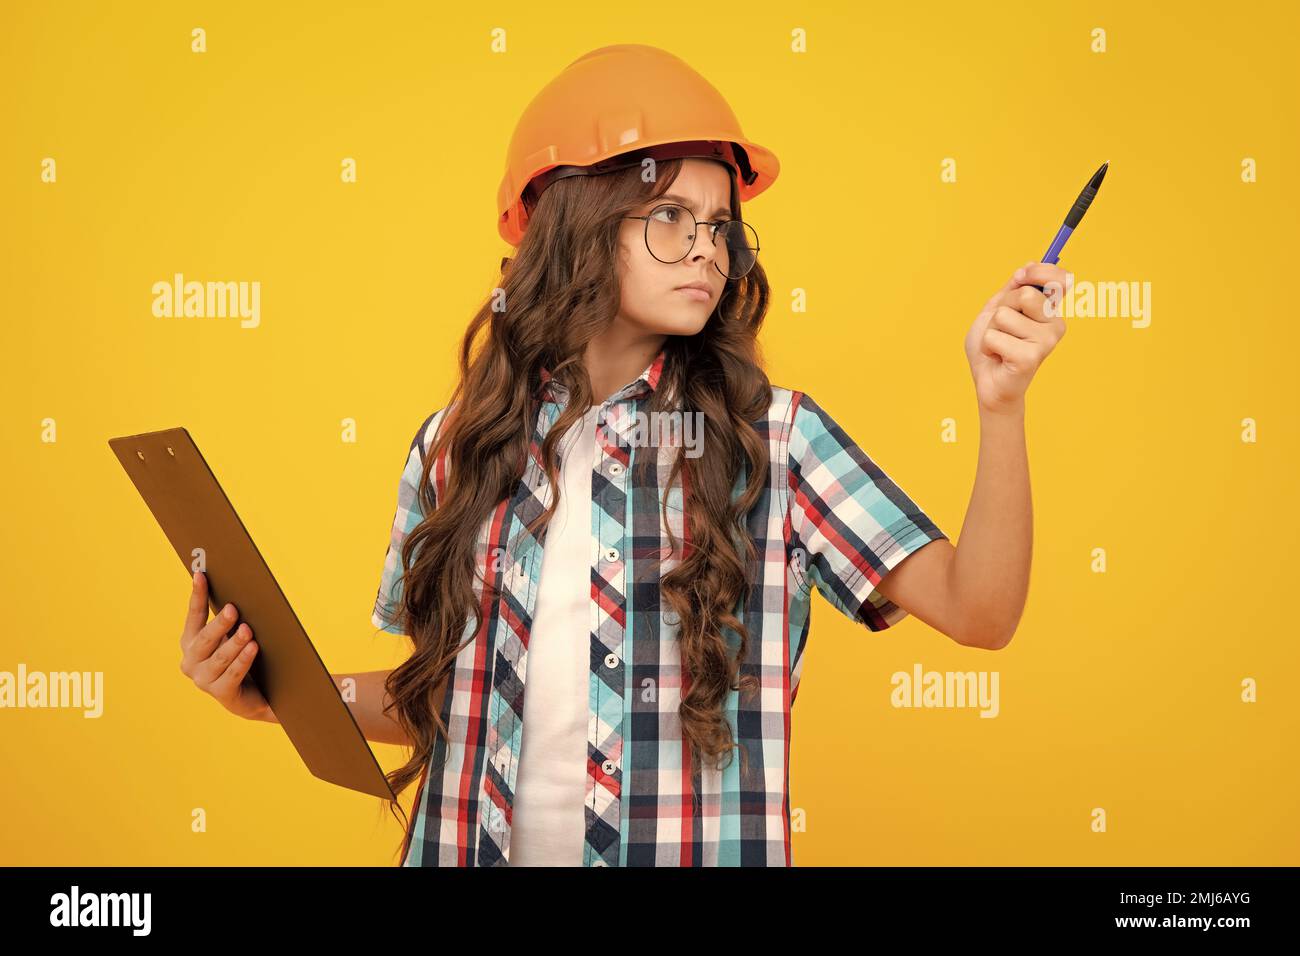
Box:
[657,193,732,219]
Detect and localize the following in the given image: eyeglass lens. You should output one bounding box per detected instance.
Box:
[644,204,758,280]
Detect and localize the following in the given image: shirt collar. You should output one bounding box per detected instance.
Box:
[537,346,668,406]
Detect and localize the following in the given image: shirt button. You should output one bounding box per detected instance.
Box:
[664,610,680,626]
[603,546,620,563]
[603,652,619,668]
[601,758,616,775]
[607,461,624,477]
[593,860,608,867]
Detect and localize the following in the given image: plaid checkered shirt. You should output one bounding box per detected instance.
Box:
[372,347,948,866]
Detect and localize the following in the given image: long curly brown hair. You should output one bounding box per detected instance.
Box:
[378,156,775,858]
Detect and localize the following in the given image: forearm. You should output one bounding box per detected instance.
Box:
[948,401,1032,648]
[253,669,412,746]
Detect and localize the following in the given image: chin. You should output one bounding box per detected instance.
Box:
[664,301,717,334]
[659,312,712,336]
[625,311,710,337]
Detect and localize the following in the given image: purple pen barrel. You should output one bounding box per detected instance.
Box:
[1031,224,1074,292]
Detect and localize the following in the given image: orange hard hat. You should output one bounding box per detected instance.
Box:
[496,43,780,247]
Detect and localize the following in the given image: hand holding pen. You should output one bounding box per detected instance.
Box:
[959,161,1109,415]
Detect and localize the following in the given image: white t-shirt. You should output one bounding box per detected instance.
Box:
[508,404,600,866]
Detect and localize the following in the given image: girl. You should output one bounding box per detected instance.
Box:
[177,43,1067,866]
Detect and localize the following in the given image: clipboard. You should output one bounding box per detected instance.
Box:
[108,427,397,801]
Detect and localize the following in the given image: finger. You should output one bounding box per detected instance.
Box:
[1012,261,1068,291]
[194,622,254,687]
[183,570,209,646]
[990,304,1044,340]
[985,260,1050,315]
[981,326,1038,368]
[1011,287,1052,324]
[992,259,1039,299]
[183,601,238,668]
[993,285,1046,323]
[206,637,260,701]
[1010,279,1071,334]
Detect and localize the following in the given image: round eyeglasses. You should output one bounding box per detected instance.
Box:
[622,203,760,280]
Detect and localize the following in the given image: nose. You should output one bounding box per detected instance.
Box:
[686,224,720,273]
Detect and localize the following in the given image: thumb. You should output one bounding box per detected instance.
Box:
[184,570,209,640]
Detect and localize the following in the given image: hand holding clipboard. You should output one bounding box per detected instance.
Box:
[110,427,396,800]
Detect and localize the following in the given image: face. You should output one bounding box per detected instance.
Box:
[614,158,735,337]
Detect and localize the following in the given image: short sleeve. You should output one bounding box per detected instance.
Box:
[371,408,446,634]
[784,392,948,631]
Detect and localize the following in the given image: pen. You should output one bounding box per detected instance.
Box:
[1030,160,1108,292]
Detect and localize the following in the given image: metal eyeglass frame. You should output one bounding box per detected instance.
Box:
[621,203,760,280]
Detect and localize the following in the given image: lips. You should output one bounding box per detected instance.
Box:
[674,281,713,302]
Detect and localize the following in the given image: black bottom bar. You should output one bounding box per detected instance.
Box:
[0,866,1290,939]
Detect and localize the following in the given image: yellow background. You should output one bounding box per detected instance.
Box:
[2,0,1296,866]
